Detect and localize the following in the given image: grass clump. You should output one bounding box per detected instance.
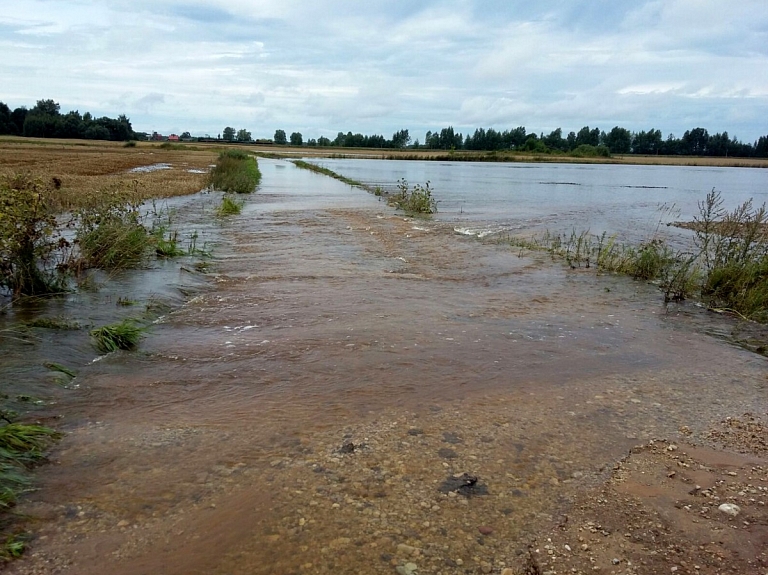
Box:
[25,317,81,330]
[388,178,438,215]
[208,150,261,193]
[90,319,147,353]
[217,195,243,216]
[74,184,149,270]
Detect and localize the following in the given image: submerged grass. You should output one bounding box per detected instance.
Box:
[208,150,261,193]
[510,190,768,321]
[291,160,364,187]
[217,195,243,216]
[0,420,59,560]
[90,319,148,353]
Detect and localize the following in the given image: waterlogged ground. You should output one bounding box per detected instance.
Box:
[5,160,768,574]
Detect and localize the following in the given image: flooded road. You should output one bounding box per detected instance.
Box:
[8,160,766,574]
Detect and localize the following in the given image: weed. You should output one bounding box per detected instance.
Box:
[291,160,364,187]
[116,297,137,306]
[152,228,185,258]
[217,195,243,216]
[90,319,147,353]
[123,141,137,148]
[388,179,438,214]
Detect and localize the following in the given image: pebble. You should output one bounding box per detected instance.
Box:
[478,526,493,535]
[718,503,741,517]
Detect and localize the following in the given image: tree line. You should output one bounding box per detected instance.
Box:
[0,99,135,141]
[269,125,767,158]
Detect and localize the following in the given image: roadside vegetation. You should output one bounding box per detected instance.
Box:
[208,150,261,193]
[510,190,768,323]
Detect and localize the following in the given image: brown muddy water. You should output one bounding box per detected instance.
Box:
[4,159,766,575]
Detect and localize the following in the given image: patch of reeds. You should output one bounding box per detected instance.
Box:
[24,317,81,330]
[388,178,438,215]
[208,150,261,193]
[90,319,148,353]
[217,195,243,216]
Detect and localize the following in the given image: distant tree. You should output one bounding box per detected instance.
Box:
[543,128,566,151]
[317,136,331,147]
[632,129,663,154]
[0,102,12,135]
[307,138,317,146]
[290,132,303,146]
[755,135,768,158]
[603,126,632,154]
[390,129,410,148]
[681,127,709,155]
[274,129,287,145]
[10,107,27,135]
[575,126,600,147]
[412,138,420,149]
[180,131,192,139]
[236,128,252,142]
[222,127,236,141]
[31,99,60,117]
[83,124,110,140]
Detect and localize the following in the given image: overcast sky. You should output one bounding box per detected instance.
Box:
[1,0,767,142]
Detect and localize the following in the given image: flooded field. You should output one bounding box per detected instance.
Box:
[3,159,767,574]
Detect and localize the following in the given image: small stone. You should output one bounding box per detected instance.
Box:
[501,570,515,575]
[718,503,741,517]
[612,558,621,565]
[117,520,129,527]
[478,526,493,536]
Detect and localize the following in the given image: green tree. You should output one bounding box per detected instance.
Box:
[603,126,632,154]
[290,132,303,146]
[390,129,410,148]
[236,129,252,142]
[274,129,287,145]
[180,131,192,139]
[222,127,236,141]
[317,136,331,146]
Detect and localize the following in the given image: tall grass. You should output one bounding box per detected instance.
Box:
[208,150,261,193]
[217,195,243,216]
[291,160,364,187]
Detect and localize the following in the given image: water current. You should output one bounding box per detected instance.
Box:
[2,159,766,574]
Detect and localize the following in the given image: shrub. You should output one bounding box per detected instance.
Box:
[0,173,70,297]
[388,178,438,214]
[208,151,261,193]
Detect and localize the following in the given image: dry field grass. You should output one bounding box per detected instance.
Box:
[0,137,221,210]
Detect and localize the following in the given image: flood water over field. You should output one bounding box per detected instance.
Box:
[3,159,767,574]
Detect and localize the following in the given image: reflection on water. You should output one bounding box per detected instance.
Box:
[4,159,766,574]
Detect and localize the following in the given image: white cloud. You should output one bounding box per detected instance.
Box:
[0,0,766,140]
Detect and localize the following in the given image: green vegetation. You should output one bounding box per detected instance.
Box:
[75,192,148,271]
[152,228,185,258]
[217,195,244,216]
[0,419,59,558]
[290,160,364,187]
[25,317,81,330]
[388,179,438,215]
[90,319,148,353]
[208,150,261,193]
[510,190,768,320]
[0,174,69,297]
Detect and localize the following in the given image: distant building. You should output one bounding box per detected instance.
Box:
[167,134,180,142]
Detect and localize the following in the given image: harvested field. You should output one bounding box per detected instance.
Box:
[0,137,220,210]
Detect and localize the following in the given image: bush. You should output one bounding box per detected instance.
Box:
[388,179,438,214]
[208,151,261,193]
[0,174,70,297]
